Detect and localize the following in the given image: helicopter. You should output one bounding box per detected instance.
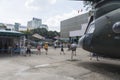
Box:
[78,0,120,58]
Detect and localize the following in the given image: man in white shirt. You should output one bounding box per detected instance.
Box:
[71,42,77,60]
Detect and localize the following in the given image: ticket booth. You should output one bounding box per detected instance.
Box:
[0,30,24,54]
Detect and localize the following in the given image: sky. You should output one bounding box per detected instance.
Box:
[0,0,86,32]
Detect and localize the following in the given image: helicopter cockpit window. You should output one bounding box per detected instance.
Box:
[86,23,95,34]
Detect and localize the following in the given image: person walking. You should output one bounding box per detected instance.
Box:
[54,43,57,49]
[26,44,31,56]
[37,44,41,55]
[67,43,71,51]
[44,42,48,55]
[60,43,65,55]
[71,42,77,60]
[90,52,99,61]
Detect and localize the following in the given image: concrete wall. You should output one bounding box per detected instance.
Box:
[60,13,89,38]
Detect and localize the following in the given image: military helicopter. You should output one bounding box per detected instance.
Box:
[78,0,120,58]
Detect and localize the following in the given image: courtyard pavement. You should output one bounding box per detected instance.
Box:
[0,47,120,80]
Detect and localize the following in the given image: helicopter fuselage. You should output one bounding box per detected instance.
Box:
[79,1,120,58]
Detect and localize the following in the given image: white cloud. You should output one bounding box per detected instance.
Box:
[25,0,56,10]
[49,0,56,4]
[25,0,40,10]
[44,10,85,32]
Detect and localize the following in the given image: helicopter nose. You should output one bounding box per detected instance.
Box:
[78,35,85,48]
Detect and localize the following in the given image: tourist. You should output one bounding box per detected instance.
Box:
[44,42,48,55]
[71,42,77,60]
[26,44,31,56]
[37,44,41,55]
[60,43,65,55]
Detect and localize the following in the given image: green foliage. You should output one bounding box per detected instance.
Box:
[31,28,48,37]
[22,28,60,40]
[48,31,60,38]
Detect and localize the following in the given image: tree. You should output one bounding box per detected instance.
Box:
[31,28,48,37]
[47,31,60,39]
[21,28,60,40]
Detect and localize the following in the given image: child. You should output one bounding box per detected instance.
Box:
[90,53,99,61]
[37,45,41,55]
[60,43,65,55]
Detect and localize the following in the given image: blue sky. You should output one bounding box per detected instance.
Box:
[0,0,86,32]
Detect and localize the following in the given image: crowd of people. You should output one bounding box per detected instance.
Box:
[19,42,78,60]
[20,42,49,56]
[18,41,99,61]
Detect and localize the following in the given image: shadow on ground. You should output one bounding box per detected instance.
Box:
[77,61,120,79]
[0,53,20,58]
[66,59,80,62]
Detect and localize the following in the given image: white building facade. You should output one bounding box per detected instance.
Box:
[5,24,14,30]
[27,18,48,30]
[5,24,27,31]
[69,23,88,37]
[27,18,42,30]
[60,13,89,43]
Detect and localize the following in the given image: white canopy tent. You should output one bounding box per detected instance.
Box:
[32,33,45,40]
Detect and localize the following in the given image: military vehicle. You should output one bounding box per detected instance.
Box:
[78,0,120,58]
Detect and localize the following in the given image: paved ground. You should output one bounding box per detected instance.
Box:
[0,47,120,80]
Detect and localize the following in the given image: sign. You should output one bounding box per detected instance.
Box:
[69,23,87,37]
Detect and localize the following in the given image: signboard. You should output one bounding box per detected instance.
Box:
[69,23,87,37]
